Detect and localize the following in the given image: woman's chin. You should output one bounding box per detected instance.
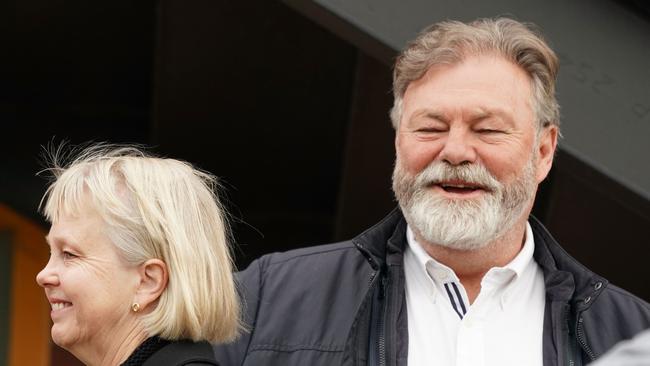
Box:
[51,324,76,350]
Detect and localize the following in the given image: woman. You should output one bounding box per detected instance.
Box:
[36,144,240,366]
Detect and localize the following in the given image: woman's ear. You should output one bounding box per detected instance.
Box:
[134,259,168,312]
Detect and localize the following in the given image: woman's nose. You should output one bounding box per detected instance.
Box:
[36,259,59,287]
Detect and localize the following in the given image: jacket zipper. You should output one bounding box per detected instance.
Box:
[563,305,576,366]
[377,271,388,366]
[355,242,387,366]
[576,317,596,361]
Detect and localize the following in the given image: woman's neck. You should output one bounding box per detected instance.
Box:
[72,323,149,366]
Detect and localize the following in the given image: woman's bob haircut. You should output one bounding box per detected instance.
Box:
[40,143,241,343]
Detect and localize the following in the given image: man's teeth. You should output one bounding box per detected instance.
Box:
[52,302,70,311]
[441,184,477,189]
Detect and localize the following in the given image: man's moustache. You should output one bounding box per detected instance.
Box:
[414,163,501,192]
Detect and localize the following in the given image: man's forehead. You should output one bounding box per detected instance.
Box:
[401,56,532,117]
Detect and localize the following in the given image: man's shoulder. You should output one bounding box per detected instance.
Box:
[581,281,650,356]
[253,208,405,271]
[237,240,371,284]
[259,240,358,268]
[227,239,377,363]
[593,282,650,315]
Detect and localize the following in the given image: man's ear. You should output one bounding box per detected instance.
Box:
[134,259,168,312]
[535,125,558,183]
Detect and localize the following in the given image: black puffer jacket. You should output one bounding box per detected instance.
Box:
[214,209,650,366]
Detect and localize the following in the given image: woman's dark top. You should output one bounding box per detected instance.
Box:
[121,336,219,366]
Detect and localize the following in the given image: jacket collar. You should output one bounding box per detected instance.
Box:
[353,208,606,309]
[529,216,607,310]
[352,208,406,270]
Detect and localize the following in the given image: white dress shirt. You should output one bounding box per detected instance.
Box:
[404,223,545,366]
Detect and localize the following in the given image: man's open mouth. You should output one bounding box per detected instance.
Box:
[432,181,487,194]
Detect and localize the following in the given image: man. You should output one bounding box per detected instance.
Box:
[214,18,650,365]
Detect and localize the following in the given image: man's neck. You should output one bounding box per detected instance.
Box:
[416,220,528,304]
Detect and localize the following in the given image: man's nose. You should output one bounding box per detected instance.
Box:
[438,128,477,166]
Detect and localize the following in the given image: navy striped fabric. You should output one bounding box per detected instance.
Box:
[444,282,467,319]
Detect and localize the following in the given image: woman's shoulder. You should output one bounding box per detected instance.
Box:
[144,340,218,366]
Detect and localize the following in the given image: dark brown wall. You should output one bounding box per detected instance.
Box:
[152,0,358,266]
[334,53,395,240]
[543,151,650,299]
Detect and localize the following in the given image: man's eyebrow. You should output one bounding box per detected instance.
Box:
[467,110,491,122]
[411,109,450,123]
[469,107,515,126]
[409,107,516,126]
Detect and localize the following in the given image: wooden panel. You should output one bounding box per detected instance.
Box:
[0,204,50,366]
[0,231,11,365]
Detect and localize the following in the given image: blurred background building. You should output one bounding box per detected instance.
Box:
[4,0,650,364]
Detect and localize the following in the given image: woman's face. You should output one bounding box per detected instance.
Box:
[36,209,141,354]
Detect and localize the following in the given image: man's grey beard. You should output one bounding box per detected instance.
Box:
[392,157,538,251]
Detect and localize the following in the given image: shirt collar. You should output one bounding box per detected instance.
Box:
[503,222,535,278]
[406,226,460,278]
[405,226,462,296]
[406,226,433,271]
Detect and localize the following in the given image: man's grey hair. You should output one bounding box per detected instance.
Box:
[390,17,560,131]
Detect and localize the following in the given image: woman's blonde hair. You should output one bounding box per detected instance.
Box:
[40,143,240,343]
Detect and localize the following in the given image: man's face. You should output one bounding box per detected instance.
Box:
[393,54,557,249]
